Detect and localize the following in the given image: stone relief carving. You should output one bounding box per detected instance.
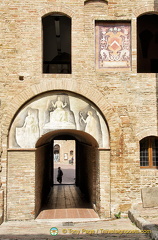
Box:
[9,93,109,149]
[15,108,39,148]
[44,95,76,131]
[79,107,102,145]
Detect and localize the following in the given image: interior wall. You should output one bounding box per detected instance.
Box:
[76,141,96,205]
[7,150,35,220]
[35,142,52,217]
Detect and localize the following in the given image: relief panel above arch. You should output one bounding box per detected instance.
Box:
[9,92,110,149]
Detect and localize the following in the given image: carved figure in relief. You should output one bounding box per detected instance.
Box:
[44,95,76,130]
[80,111,98,136]
[16,108,39,148]
[50,96,68,122]
[23,109,38,133]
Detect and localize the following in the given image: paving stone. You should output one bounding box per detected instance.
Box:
[0,218,151,240]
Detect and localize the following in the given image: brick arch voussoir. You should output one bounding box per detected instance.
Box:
[4,80,119,134]
[3,88,39,133]
[39,4,76,18]
[133,6,155,17]
[136,129,158,142]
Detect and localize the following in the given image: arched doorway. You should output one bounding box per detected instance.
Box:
[35,130,99,219]
[7,91,110,220]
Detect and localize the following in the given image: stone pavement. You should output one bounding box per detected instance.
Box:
[37,185,99,219]
[130,203,158,225]
[129,203,158,240]
[0,218,152,240]
[0,184,157,240]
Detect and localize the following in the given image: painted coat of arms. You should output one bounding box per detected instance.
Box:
[96,23,131,70]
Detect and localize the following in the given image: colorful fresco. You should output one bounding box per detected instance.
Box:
[96,22,131,70]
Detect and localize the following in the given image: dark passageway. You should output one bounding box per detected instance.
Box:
[37,185,99,219]
[35,130,99,219]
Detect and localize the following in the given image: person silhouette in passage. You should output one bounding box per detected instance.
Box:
[57,167,63,184]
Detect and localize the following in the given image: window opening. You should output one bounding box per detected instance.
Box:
[43,14,71,74]
[152,138,158,166]
[140,136,158,168]
[137,14,158,73]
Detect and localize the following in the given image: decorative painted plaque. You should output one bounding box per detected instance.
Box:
[96,22,131,71]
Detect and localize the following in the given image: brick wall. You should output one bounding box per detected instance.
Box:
[97,149,111,218]
[1,0,158,221]
[7,150,35,220]
[140,169,158,188]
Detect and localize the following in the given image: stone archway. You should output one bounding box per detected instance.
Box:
[7,90,111,220]
[35,129,99,219]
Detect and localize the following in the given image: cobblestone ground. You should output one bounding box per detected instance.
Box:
[0,218,152,240]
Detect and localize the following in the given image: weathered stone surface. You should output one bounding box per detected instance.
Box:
[120,204,132,212]
[142,187,158,208]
